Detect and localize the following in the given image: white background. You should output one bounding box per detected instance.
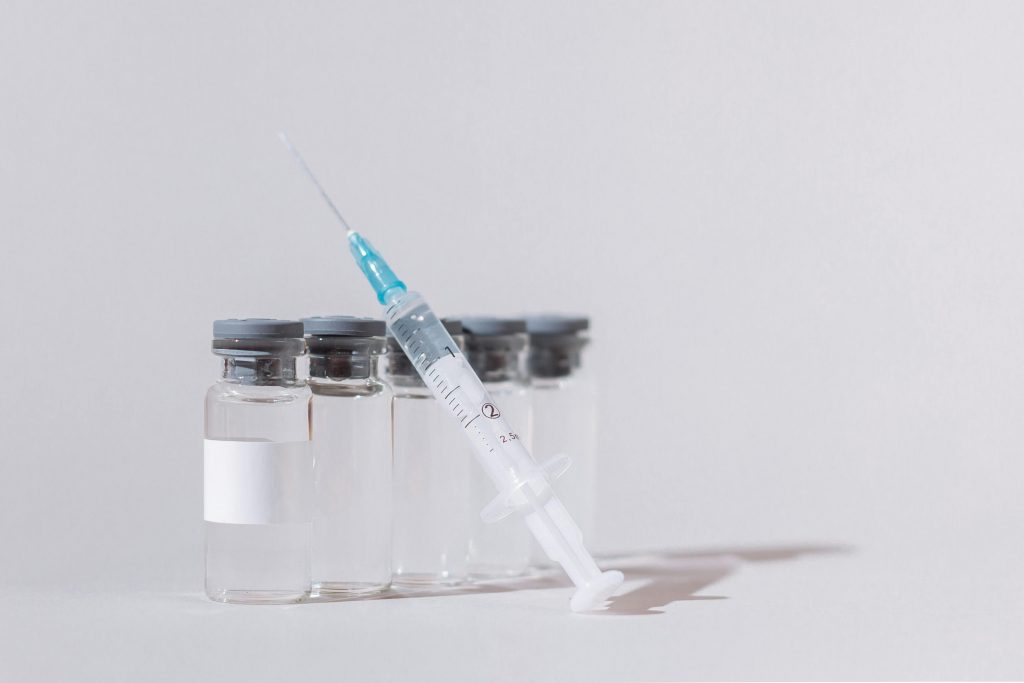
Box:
[1,1,1022,680]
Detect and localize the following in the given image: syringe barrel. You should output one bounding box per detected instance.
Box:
[383,291,544,494]
[382,289,623,611]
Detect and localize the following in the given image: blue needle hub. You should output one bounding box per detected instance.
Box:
[347,231,407,304]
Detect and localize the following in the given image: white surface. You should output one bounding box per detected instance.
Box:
[1,1,1023,679]
[2,542,1021,681]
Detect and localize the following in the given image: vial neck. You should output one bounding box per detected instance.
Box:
[463,333,526,384]
[528,348,583,379]
[528,334,588,379]
[465,349,522,383]
[309,354,382,381]
[221,356,299,386]
[386,335,464,383]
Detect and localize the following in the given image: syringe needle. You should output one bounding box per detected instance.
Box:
[277,131,354,236]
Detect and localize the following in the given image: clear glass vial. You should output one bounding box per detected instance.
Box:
[304,316,393,598]
[461,316,533,581]
[204,318,312,604]
[525,315,596,567]
[389,319,474,586]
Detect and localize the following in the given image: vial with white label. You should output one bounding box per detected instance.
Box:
[525,315,596,567]
[461,317,532,580]
[389,319,474,586]
[304,316,393,598]
[204,319,313,604]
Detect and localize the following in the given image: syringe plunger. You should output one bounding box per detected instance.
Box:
[524,496,624,611]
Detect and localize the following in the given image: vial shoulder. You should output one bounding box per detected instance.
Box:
[484,380,530,397]
[308,378,393,399]
[390,383,434,399]
[206,381,312,405]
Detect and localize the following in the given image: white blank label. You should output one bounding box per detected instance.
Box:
[204,439,313,524]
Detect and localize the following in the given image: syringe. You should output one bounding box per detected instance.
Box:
[282,135,624,611]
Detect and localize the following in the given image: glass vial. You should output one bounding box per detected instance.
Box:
[389,318,474,586]
[461,317,532,580]
[304,316,393,598]
[204,319,312,604]
[525,315,596,568]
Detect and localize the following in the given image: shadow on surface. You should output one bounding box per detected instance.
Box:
[596,543,851,616]
[344,542,851,615]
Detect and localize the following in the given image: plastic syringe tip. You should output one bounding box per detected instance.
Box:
[347,231,407,304]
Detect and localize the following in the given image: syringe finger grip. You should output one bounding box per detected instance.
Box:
[479,455,572,524]
[541,453,572,480]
